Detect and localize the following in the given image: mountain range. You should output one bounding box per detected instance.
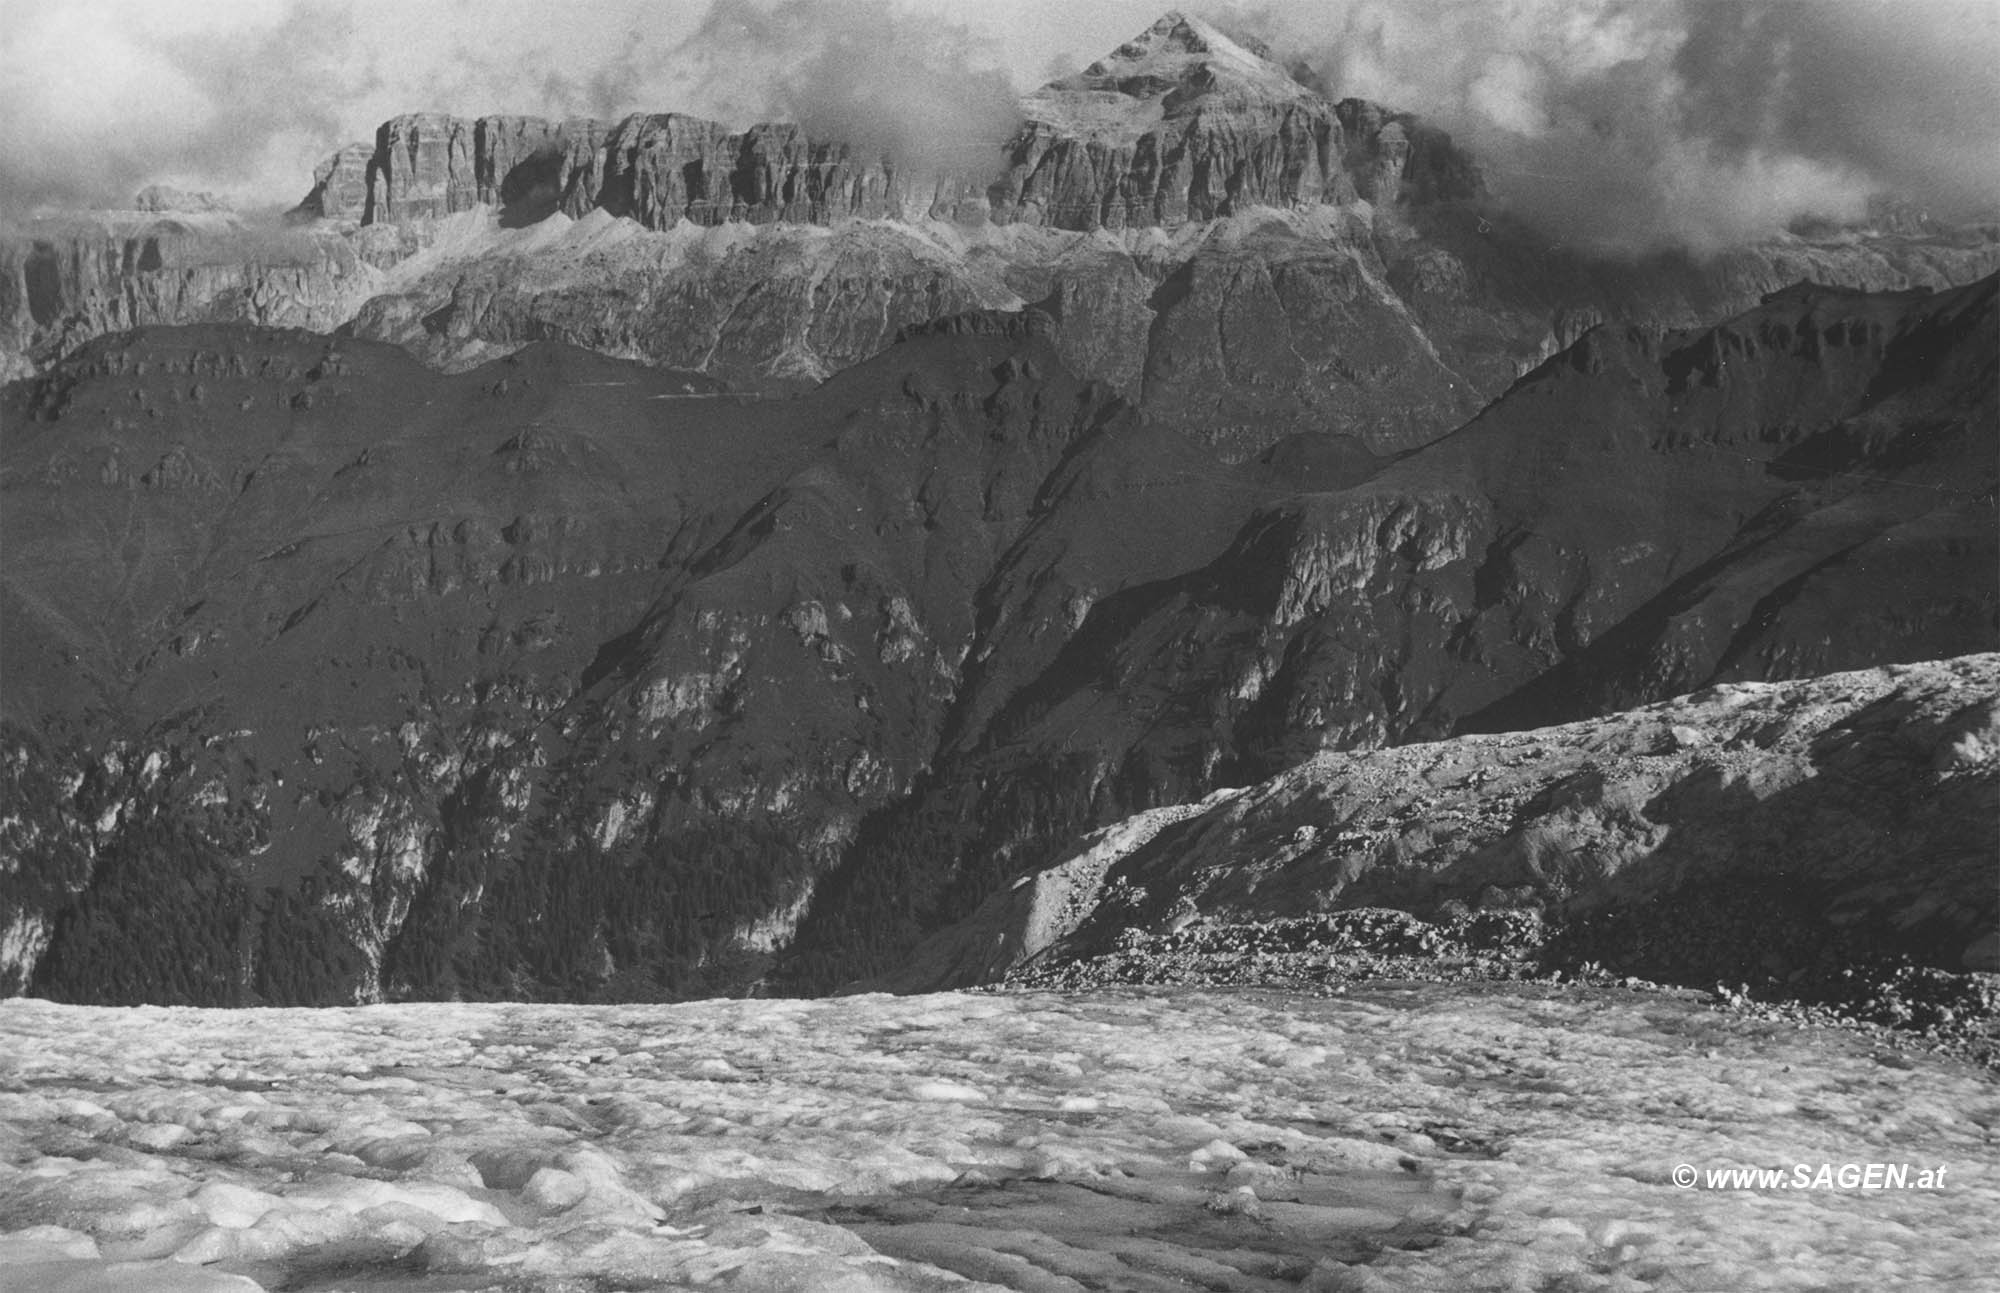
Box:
[1,12,1994,1007]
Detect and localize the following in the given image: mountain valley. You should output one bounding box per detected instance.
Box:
[4,8,2000,1292]
[0,10,1994,1024]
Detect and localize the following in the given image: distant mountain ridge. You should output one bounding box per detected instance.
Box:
[3,267,1990,1005]
[300,13,1477,233]
[7,11,1994,456]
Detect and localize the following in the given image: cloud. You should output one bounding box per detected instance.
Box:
[435,20,679,125]
[679,0,1023,171]
[0,0,376,216]
[1203,0,2000,254]
[0,0,1025,215]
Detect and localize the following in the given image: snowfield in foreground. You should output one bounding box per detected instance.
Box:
[0,988,1993,1291]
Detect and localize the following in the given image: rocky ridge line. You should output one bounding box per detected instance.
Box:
[300,14,1477,235]
[878,655,2000,1010]
[6,10,1996,456]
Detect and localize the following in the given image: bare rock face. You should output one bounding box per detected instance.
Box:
[314,110,993,233]
[0,272,1992,1006]
[774,273,1998,990]
[993,13,1352,228]
[887,654,2000,991]
[475,115,605,223]
[10,11,1998,461]
[297,14,1478,239]
[991,15,1479,230]
[371,113,477,223]
[131,186,233,214]
[0,215,379,383]
[300,142,376,221]
[1333,99,1478,207]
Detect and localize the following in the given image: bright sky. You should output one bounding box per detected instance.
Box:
[0,0,1185,210]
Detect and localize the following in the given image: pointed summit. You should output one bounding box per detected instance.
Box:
[1092,11,1285,78]
[1029,11,1316,137]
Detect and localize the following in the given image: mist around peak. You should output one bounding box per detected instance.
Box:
[678,0,1025,171]
[0,0,371,218]
[1204,0,2000,255]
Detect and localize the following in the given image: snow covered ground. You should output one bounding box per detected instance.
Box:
[0,986,1993,1291]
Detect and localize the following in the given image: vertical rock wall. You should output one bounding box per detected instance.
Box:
[298,97,1477,236]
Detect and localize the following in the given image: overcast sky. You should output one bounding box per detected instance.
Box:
[0,0,1164,210]
[4,0,1996,251]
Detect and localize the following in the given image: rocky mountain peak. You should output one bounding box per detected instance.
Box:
[1096,11,1277,72]
[1032,11,1314,135]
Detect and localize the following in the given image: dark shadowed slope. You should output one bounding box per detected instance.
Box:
[2,274,1993,1004]
[777,275,1998,989]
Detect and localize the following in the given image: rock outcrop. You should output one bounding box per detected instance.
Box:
[0,272,1992,1006]
[296,15,1478,238]
[9,12,1999,457]
[776,272,1999,990]
[882,654,2000,992]
[0,212,379,384]
[302,110,993,231]
[992,14,1477,229]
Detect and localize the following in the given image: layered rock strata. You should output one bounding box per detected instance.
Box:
[9,11,1998,459]
[298,16,1478,235]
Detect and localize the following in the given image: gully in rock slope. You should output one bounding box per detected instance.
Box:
[1,269,1992,1007]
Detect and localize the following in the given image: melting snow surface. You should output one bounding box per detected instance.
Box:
[0,987,1993,1291]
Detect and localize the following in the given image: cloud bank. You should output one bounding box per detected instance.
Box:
[0,0,376,216]
[0,0,1025,215]
[1213,0,2000,253]
[678,0,1023,170]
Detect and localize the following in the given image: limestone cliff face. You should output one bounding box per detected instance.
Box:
[303,142,376,221]
[991,16,1479,230]
[0,213,378,382]
[371,113,478,222]
[993,15,1355,229]
[304,110,995,232]
[8,10,1999,460]
[297,15,1477,239]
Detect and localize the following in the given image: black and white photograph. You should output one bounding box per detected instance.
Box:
[1,0,1996,1288]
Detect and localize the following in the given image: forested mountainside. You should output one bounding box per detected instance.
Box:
[4,268,1992,1004]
